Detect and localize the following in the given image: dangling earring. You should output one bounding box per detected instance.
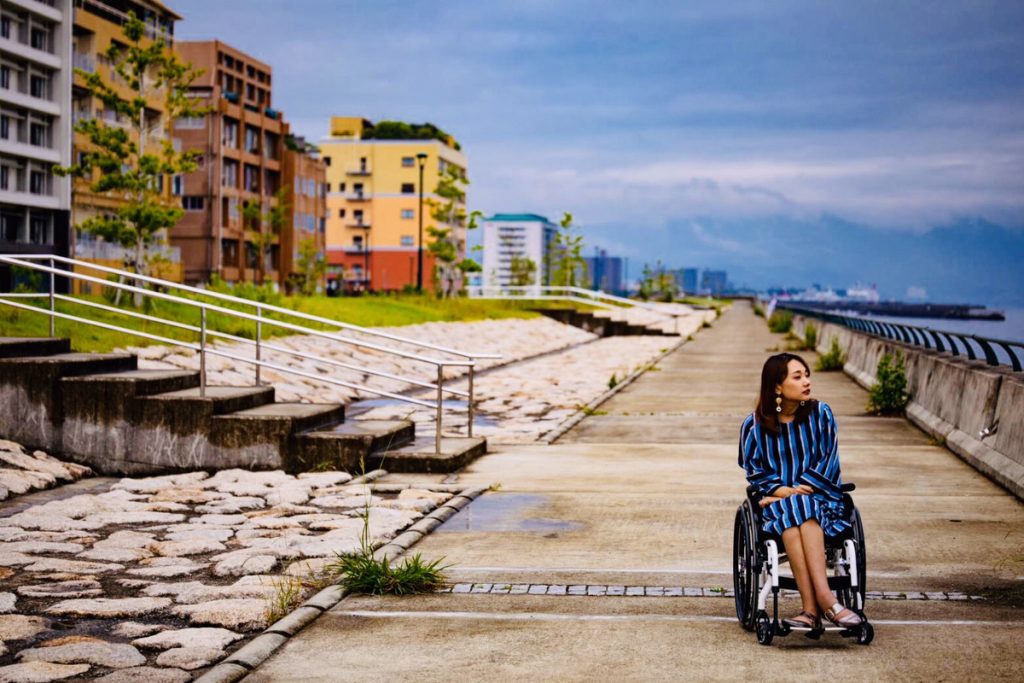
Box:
[800,400,806,407]
[775,394,782,413]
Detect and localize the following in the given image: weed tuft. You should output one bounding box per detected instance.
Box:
[867,351,910,415]
[815,337,846,371]
[328,551,449,596]
[264,577,305,625]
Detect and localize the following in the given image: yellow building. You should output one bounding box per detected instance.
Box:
[70,0,183,289]
[319,116,468,293]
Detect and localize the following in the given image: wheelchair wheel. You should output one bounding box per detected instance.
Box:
[852,507,867,605]
[733,501,759,631]
[857,622,874,645]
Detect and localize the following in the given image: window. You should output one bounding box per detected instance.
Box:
[30,28,48,51]
[222,160,238,187]
[338,182,345,193]
[245,125,259,153]
[401,156,415,167]
[171,175,183,196]
[29,215,47,244]
[400,235,414,247]
[175,116,205,129]
[338,209,345,218]
[1,66,11,89]
[400,183,415,194]
[353,209,364,224]
[221,238,239,266]
[29,170,45,194]
[223,118,238,147]
[401,209,414,220]
[352,235,363,249]
[1,17,9,39]
[1,209,20,241]
[322,156,331,166]
[0,166,8,190]
[182,196,204,211]
[29,122,47,147]
[30,75,47,99]
[244,164,259,192]
[0,115,8,140]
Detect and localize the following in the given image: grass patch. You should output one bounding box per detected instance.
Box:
[577,404,608,416]
[768,310,793,334]
[608,372,618,389]
[263,576,306,625]
[328,551,449,596]
[816,337,846,371]
[0,292,540,353]
[867,351,910,415]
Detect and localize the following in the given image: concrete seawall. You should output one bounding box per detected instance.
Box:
[791,315,1024,500]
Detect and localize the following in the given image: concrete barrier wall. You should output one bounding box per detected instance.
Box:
[791,315,1024,500]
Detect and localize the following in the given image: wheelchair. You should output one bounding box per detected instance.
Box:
[732,482,874,646]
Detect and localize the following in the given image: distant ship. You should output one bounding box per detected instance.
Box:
[782,283,1005,320]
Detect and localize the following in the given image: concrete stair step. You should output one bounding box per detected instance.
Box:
[0,351,138,378]
[61,369,201,424]
[373,435,487,473]
[214,402,346,435]
[289,419,415,473]
[140,385,276,415]
[0,337,71,358]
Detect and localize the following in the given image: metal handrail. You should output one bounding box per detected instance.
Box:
[468,285,689,332]
[13,254,500,361]
[777,303,1024,372]
[0,255,496,454]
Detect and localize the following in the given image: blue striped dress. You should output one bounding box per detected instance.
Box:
[738,401,849,537]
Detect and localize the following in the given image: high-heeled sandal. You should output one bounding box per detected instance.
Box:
[782,611,821,629]
[824,603,862,627]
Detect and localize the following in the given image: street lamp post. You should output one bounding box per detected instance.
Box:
[416,152,427,293]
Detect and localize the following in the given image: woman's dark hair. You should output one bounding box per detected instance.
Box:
[755,353,816,435]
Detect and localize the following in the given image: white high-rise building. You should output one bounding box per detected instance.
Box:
[481,213,556,288]
[0,0,72,266]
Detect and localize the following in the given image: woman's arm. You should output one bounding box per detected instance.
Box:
[739,417,786,496]
[796,403,843,501]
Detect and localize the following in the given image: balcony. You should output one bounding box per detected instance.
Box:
[346,164,371,176]
[346,220,371,230]
[346,191,370,202]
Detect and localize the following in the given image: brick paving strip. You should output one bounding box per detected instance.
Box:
[436,583,982,601]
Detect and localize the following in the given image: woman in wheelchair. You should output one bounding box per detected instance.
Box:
[737,353,869,641]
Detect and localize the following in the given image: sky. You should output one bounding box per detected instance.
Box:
[170,0,1024,303]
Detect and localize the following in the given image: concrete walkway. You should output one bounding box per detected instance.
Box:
[247,302,1024,682]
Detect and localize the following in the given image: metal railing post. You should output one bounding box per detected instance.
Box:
[467,363,475,438]
[435,364,444,456]
[200,307,207,397]
[48,257,55,337]
[255,305,262,386]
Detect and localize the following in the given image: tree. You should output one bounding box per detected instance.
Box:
[54,11,206,306]
[243,187,288,286]
[291,237,326,296]
[509,255,537,287]
[426,164,480,298]
[549,212,587,287]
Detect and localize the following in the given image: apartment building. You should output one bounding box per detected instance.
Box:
[0,0,73,280]
[70,0,183,288]
[171,40,289,285]
[280,134,326,293]
[481,213,557,288]
[319,116,468,293]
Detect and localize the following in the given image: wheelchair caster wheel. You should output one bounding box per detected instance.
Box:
[755,612,774,646]
[857,622,874,645]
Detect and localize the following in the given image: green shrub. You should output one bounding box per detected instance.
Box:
[867,351,910,414]
[329,551,448,596]
[815,337,846,371]
[608,373,618,390]
[753,302,765,318]
[804,324,817,350]
[768,310,793,333]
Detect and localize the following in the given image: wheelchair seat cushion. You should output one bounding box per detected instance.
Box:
[760,493,850,538]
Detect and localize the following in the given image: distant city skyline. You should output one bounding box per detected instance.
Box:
[171,0,1024,304]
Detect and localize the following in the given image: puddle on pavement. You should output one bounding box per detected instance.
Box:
[436,493,583,533]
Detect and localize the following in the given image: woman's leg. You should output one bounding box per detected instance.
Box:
[780,527,817,614]
[797,519,838,609]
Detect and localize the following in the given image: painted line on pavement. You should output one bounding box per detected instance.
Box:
[335,610,1017,627]
[449,566,937,579]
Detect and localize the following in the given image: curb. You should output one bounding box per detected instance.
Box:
[194,482,488,683]
[542,335,689,444]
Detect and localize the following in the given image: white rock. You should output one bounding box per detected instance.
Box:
[93,666,191,683]
[150,539,225,557]
[397,489,452,505]
[133,627,242,651]
[191,513,247,526]
[141,582,205,598]
[17,580,103,599]
[78,547,152,563]
[194,496,266,514]
[0,592,15,613]
[212,552,277,577]
[173,598,267,631]
[0,661,91,682]
[18,637,146,668]
[126,557,206,578]
[113,472,209,494]
[84,511,185,526]
[0,551,36,567]
[163,527,233,543]
[24,558,124,574]
[46,597,171,618]
[0,615,51,641]
[0,541,85,555]
[296,472,352,487]
[155,646,225,670]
